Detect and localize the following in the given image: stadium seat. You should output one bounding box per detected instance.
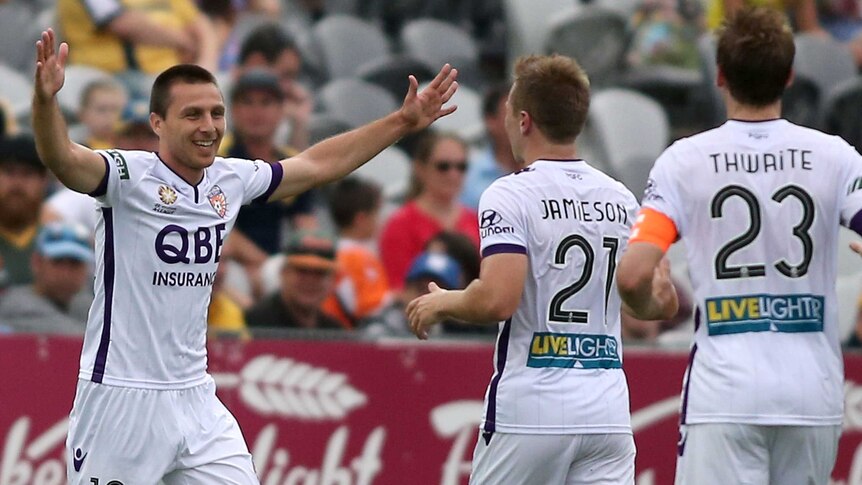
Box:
[56,65,115,118]
[543,6,631,87]
[793,33,857,106]
[307,113,352,145]
[696,33,725,129]
[588,88,670,197]
[0,2,35,72]
[0,63,33,120]
[821,77,862,153]
[353,145,411,200]
[308,15,391,80]
[318,78,398,128]
[357,55,436,100]
[419,81,484,143]
[781,75,821,129]
[503,0,578,71]
[400,18,480,75]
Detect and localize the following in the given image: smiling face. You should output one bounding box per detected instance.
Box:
[150,82,225,180]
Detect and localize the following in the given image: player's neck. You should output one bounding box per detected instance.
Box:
[521,142,577,166]
[158,152,204,185]
[725,98,782,122]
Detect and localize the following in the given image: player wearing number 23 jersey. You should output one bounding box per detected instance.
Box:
[618,8,862,485]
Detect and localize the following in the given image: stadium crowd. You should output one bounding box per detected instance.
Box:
[1,0,862,348]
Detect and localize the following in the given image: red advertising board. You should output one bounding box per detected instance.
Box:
[0,335,860,484]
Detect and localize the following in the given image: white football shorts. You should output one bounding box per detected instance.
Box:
[675,423,841,485]
[470,431,635,485]
[66,378,258,485]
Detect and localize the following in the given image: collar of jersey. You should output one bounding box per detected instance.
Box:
[726,118,785,124]
[153,152,207,191]
[534,158,584,163]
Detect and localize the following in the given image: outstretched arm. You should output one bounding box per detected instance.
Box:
[266,64,459,202]
[616,242,679,321]
[32,29,106,194]
[407,253,526,340]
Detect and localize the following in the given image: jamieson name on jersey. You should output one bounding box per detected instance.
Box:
[540,199,628,224]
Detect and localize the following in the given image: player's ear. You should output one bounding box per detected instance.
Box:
[519,110,531,136]
[150,113,162,136]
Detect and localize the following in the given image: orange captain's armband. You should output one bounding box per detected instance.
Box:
[629,208,678,252]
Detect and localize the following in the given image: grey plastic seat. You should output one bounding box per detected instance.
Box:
[318,78,398,128]
[793,33,857,103]
[544,6,631,87]
[400,18,480,72]
[307,113,352,144]
[419,81,484,143]
[353,145,411,200]
[503,0,578,70]
[309,15,391,80]
[0,63,34,120]
[0,2,35,72]
[822,77,862,153]
[56,65,115,117]
[357,55,435,100]
[588,88,670,198]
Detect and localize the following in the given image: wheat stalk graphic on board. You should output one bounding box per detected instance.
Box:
[211,354,367,420]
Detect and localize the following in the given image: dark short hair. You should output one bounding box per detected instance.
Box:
[239,24,298,65]
[509,55,590,143]
[150,64,219,118]
[717,7,794,106]
[482,82,512,117]
[328,177,382,229]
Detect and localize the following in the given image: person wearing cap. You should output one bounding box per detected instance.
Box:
[219,69,319,300]
[0,223,93,334]
[244,230,344,331]
[0,134,50,287]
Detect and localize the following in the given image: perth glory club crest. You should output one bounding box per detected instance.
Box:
[207,185,228,218]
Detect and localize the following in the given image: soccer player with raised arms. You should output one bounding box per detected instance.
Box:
[407,54,657,484]
[617,7,862,484]
[31,28,457,485]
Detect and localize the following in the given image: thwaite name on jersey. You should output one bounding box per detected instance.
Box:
[710,148,813,174]
[541,198,628,224]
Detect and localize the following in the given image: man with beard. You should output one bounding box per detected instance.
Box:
[0,134,50,287]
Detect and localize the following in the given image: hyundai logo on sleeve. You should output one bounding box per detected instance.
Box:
[480,210,502,229]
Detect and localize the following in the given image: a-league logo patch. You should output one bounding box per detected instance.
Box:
[207,185,228,218]
[158,185,177,205]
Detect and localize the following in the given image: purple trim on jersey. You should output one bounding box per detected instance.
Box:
[482,244,527,258]
[679,342,699,425]
[849,209,862,237]
[483,318,511,435]
[155,152,205,188]
[253,162,284,205]
[92,208,116,383]
[88,154,110,198]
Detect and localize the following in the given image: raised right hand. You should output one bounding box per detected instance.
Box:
[34,29,68,103]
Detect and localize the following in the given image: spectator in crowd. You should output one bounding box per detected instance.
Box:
[234,23,312,150]
[362,251,464,338]
[245,231,344,330]
[114,95,160,151]
[43,95,157,233]
[0,97,19,138]
[208,254,250,339]
[321,177,392,328]
[219,70,318,300]
[424,230,481,283]
[76,78,127,150]
[0,135,50,287]
[461,82,518,210]
[200,0,284,72]
[58,0,219,74]
[379,132,479,291]
[0,223,93,334]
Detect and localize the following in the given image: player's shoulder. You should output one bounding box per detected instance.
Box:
[97,149,157,182]
[211,156,269,175]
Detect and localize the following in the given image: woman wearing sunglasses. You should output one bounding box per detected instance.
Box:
[379,131,479,292]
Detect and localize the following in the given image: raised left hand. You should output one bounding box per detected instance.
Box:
[399,64,458,133]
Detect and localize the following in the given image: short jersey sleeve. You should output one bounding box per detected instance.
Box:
[838,140,862,234]
[90,149,139,207]
[477,180,527,257]
[641,145,686,232]
[229,158,284,206]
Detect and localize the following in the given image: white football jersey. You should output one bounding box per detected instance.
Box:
[79,150,282,389]
[478,159,639,435]
[643,119,862,426]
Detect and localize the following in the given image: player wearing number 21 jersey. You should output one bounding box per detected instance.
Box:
[617,7,862,485]
[407,55,642,485]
